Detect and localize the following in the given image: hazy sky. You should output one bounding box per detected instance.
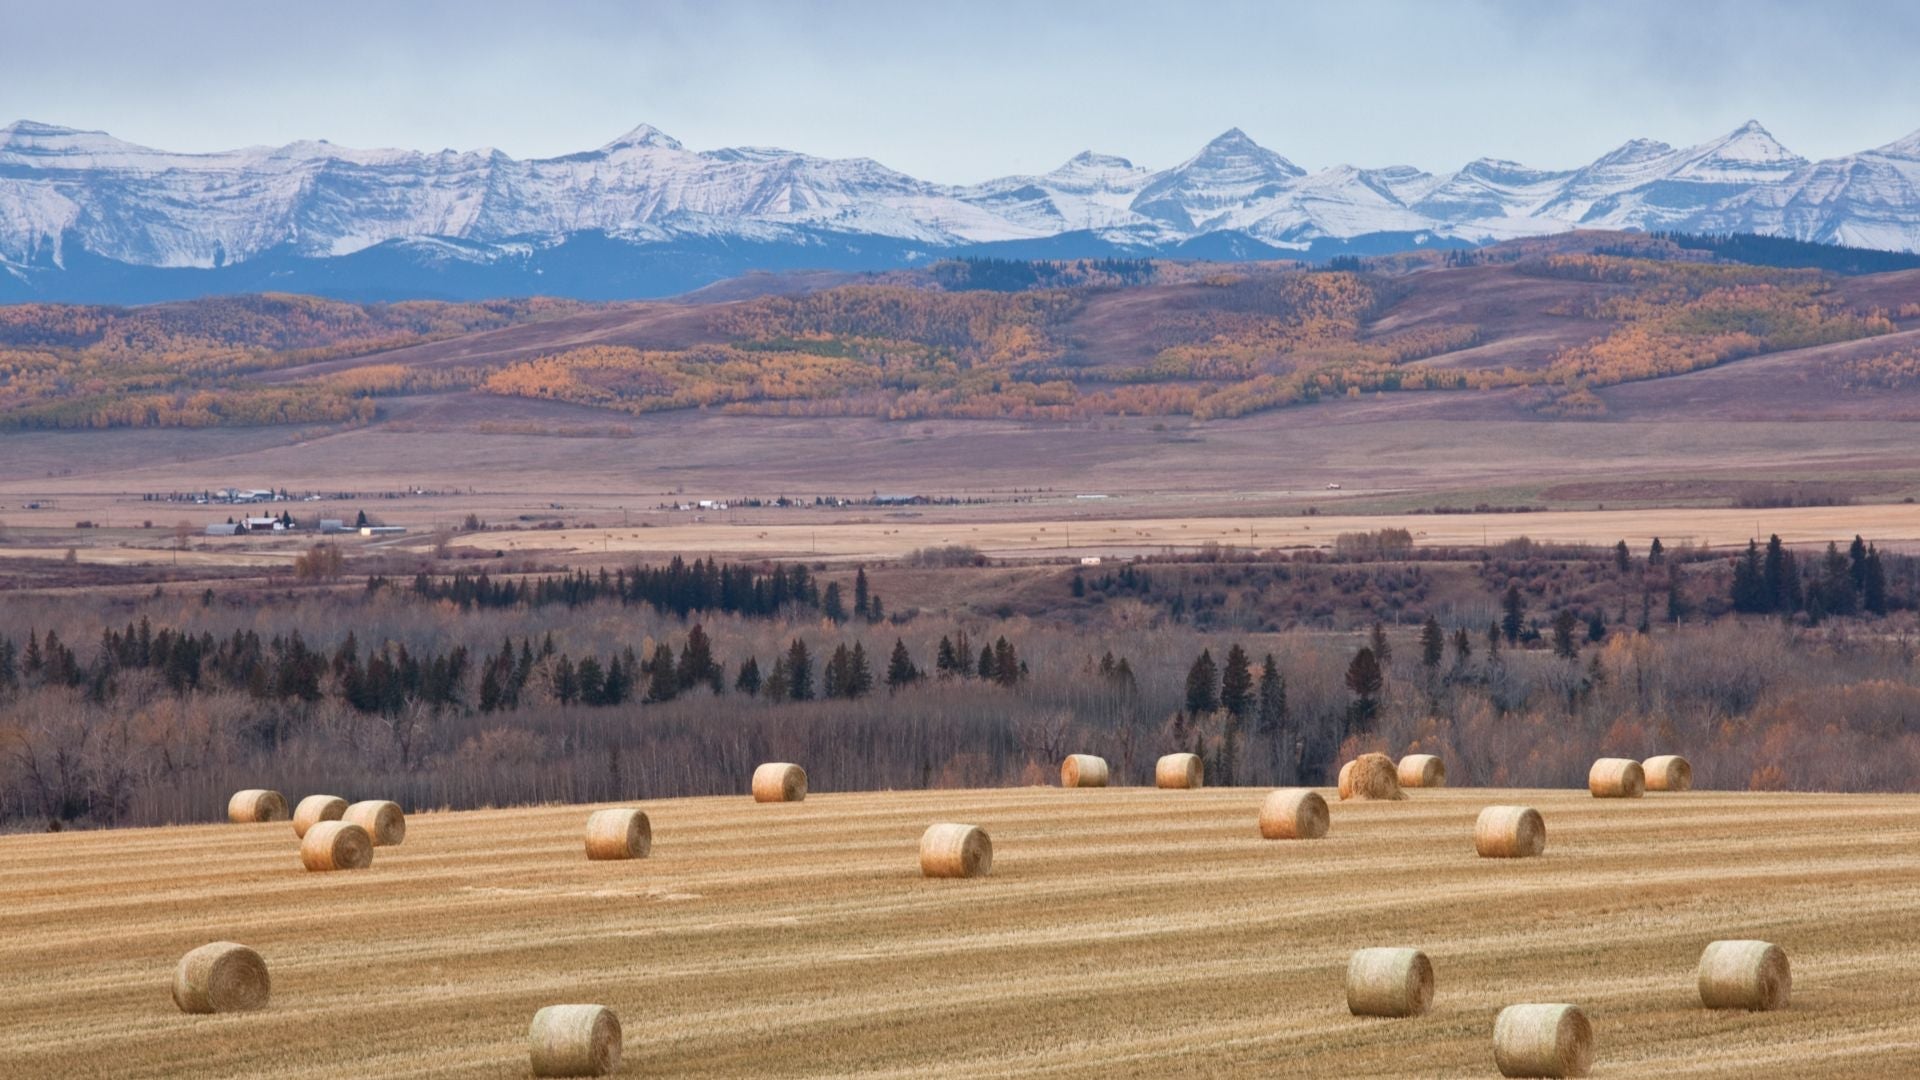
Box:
[5,0,1917,181]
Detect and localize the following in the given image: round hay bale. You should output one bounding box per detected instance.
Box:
[300,820,374,872]
[291,795,346,839]
[752,762,807,802]
[1155,752,1203,789]
[584,808,651,861]
[529,1003,622,1077]
[342,799,406,845]
[1346,947,1434,1018]
[1339,753,1405,801]
[1258,788,1330,840]
[227,789,288,824]
[1643,754,1693,792]
[172,941,270,1014]
[1475,805,1546,859]
[1493,1003,1592,1078]
[920,823,992,878]
[1698,940,1790,1011]
[1588,758,1645,799]
[1059,754,1109,788]
[1398,754,1446,788]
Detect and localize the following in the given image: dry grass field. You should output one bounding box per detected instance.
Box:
[4,786,1918,1078]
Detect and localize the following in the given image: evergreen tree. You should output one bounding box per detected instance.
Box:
[762,656,789,701]
[786,638,814,700]
[1551,610,1580,659]
[867,594,883,624]
[822,582,846,624]
[735,656,762,696]
[1419,616,1444,670]
[1762,535,1799,613]
[935,635,959,678]
[992,638,1019,687]
[1344,646,1383,728]
[1648,537,1665,565]
[1864,546,1888,616]
[677,624,717,691]
[1666,578,1686,623]
[1184,648,1219,715]
[1485,621,1501,658]
[853,567,870,620]
[849,641,873,697]
[1614,540,1631,573]
[1219,644,1253,719]
[824,644,853,699]
[354,509,368,528]
[1731,541,1768,613]
[1586,611,1607,643]
[978,644,997,682]
[1501,585,1526,644]
[1849,535,1869,593]
[1451,627,1472,664]
[886,638,920,689]
[478,664,504,713]
[553,655,578,706]
[1369,621,1392,666]
[576,656,606,705]
[1256,654,1288,781]
[1070,572,1085,598]
[644,643,678,703]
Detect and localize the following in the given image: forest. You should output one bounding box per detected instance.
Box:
[4,533,1917,831]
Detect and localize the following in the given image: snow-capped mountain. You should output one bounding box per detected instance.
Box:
[4,117,1920,301]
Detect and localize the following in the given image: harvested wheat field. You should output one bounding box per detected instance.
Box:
[2,787,1918,1078]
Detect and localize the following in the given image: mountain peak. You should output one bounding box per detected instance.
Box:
[1054,150,1138,173]
[1701,120,1801,165]
[600,123,684,152]
[1182,127,1305,178]
[2,119,90,141]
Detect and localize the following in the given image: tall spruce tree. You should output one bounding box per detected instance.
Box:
[1184,649,1219,715]
[1419,616,1445,669]
[1219,644,1253,719]
[1501,585,1526,644]
[786,639,813,701]
[886,638,919,689]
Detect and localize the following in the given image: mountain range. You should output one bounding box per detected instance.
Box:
[4,118,1919,302]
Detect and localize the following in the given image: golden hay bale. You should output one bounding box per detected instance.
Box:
[920,823,992,878]
[1338,753,1405,801]
[1698,940,1790,1011]
[1346,947,1434,1018]
[1588,758,1646,798]
[1493,1003,1592,1078]
[1155,752,1203,789]
[227,789,288,824]
[1397,753,1446,788]
[1059,754,1109,788]
[300,820,374,872]
[752,762,807,802]
[172,941,270,1014]
[1643,754,1693,792]
[583,808,651,861]
[529,1003,622,1077]
[1475,805,1546,859]
[291,795,346,839]
[1258,788,1330,840]
[342,799,406,845]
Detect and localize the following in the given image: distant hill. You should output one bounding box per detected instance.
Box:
[3,234,1917,432]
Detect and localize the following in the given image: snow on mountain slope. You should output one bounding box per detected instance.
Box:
[5,117,1920,297]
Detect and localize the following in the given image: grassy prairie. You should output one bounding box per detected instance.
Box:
[2,786,1917,1077]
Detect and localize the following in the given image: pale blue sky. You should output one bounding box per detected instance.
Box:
[4,0,1917,180]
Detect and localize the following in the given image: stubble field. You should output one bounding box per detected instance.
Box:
[3,785,1917,1078]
